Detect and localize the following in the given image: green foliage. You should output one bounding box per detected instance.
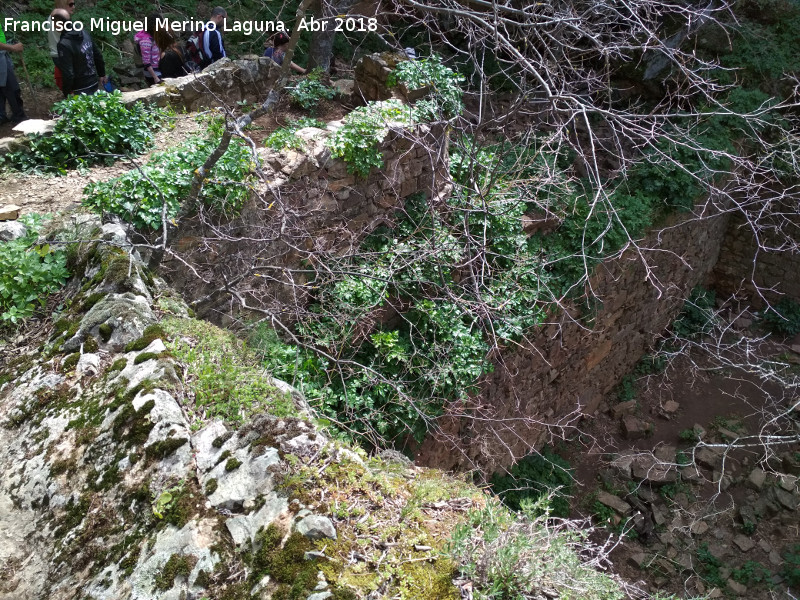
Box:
[761,298,800,337]
[715,2,800,90]
[83,126,253,230]
[253,183,553,443]
[490,449,573,518]
[0,215,69,325]
[288,69,335,111]
[1,92,164,174]
[672,286,717,338]
[327,100,414,177]
[614,374,636,403]
[265,118,327,151]
[781,543,800,586]
[387,55,465,120]
[449,500,624,599]
[731,560,771,586]
[163,317,295,424]
[696,543,726,588]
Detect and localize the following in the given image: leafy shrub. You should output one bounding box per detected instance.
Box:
[449,500,624,599]
[1,91,164,174]
[387,54,465,120]
[731,560,771,586]
[672,286,717,338]
[782,544,800,587]
[265,117,326,151]
[762,298,800,337]
[288,69,335,111]
[0,215,69,325]
[327,100,414,177]
[490,448,573,517]
[83,129,253,230]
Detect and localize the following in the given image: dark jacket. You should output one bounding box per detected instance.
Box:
[160,48,188,78]
[201,27,225,67]
[56,30,105,95]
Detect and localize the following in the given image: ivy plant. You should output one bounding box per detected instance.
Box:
[288,68,335,111]
[0,91,165,174]
[0,215,69,325]
[327,100,413,177]
[264,117,326,151]
[83,128,253,230]
[387,54,465,120]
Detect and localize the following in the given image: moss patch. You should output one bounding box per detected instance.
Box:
[124,324,167,353]
[98,323,113,342]
[61,352,80,372]
[161,317,295,424]
[225,457,242,472]
[145,437,188,462]
[154,553,198,591]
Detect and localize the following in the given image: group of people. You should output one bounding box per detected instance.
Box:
[134,7,228,86]
[0,3,314,125]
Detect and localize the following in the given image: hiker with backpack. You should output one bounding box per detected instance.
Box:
[134,13,162,86]
[0,21,27,125]
[201,7,227,68]
[48,0,76,94]
[54,10,107,95]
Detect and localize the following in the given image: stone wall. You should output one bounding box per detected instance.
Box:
[416,210,731,472]
[162,120,449,319]
[121,57,280,112]
[353,52,426,104]
[711,211,800,308]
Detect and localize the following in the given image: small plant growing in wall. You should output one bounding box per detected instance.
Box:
[264,117,326,152]
[761,298,800,337]
[387,54,465,120]
[327,99,414,177]
[288,68,335,111]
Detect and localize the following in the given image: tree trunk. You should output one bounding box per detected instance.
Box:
[308,0,356,72]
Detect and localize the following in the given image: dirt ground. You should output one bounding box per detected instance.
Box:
[562,333,800,599]
[0,114,202,217]
[0,89,349,218]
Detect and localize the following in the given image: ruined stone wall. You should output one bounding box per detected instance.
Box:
[416,210,731,472]
[163,121,449,319]
[711,211,800,308]
[353,53,426,104]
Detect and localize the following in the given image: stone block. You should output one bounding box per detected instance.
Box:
[595,490,632,515]
[0,204,20,221]
[622,415,651,440]
[746,468,766,491]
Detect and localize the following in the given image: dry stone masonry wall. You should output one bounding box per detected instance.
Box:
[163,119,449,319]
[712,210,800,308]
[416,210,732,472]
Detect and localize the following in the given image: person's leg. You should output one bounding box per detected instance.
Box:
[3,65,26,122]
[54,64,64,94]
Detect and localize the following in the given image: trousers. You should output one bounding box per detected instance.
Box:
[0,54,25,122]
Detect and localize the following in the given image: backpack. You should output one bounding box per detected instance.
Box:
[184,30,205,71]
[132,38,144,69]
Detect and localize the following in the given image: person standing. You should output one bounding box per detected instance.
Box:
[153,28,188,79]
[201,7,227,68]
[134,13,162,86]
[48,0,76,94]
[54,11,107,95]
[0,22,27,124]
[263,32,306,74]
